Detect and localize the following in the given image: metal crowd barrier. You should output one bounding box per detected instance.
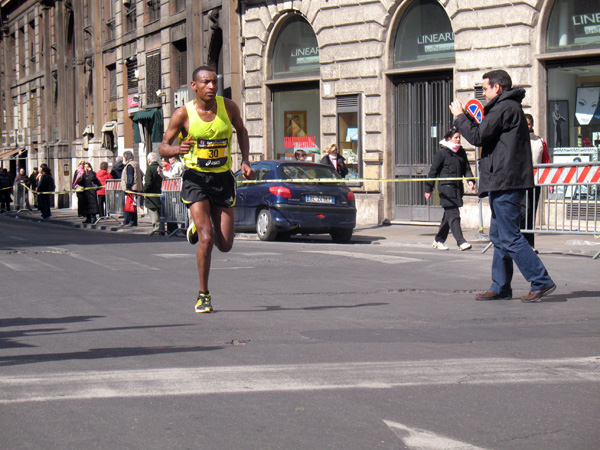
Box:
[13,182,32,213]
[160,177,187,237]
[103,178,124,224]
[521,161,600,260]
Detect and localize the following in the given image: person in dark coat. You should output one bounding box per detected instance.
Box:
[144,152,164,234]
[110,156,125,180]
[319,143,349,178]
[29,167,39,208]
[80,162,100,223]
[37,166,55,219]
[0,168,12,212]
[450,69,555,303]
[425,128,475,251]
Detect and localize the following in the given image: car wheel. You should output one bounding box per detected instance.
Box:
[256,209,277,241]
[330,228,353,243]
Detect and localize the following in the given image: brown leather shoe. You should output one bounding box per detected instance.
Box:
[475,290,511,301]
[521,284,556,303]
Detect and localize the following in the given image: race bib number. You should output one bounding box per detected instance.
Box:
[196,139,228,168]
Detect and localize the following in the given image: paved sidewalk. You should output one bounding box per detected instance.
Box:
[3,207,599,258]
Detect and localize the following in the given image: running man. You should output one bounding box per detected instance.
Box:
[159,66,254,313]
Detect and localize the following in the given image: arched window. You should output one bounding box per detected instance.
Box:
[393,0,454,68]
[546,0,600,52]
[272,16,319,79]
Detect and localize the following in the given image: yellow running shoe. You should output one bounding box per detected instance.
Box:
[195,292,212,313]
[187,222,198,245]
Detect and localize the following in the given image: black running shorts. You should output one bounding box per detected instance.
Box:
[181,169,236,208]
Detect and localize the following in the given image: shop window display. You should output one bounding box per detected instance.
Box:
[547,63,600,163]
[272,88,320,160]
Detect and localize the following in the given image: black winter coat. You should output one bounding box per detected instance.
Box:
[80,170,100,215]
[319,154,349,178]
[425,146,474,208]
[454,88,534,197]
[37,173,55,192]
[110,162,125,180]
[143,161,162,211]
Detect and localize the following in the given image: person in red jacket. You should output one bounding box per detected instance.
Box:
[96,161,113,218]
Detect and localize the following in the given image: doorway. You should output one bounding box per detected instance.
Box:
[394,72,453,221]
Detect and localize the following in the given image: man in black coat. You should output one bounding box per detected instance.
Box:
[110,156,125,180]
[450,69,555,303]
[144,152,164,234]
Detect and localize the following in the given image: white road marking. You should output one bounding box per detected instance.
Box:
[0,254,62,271]
[68,253,159,271]
[302,250,422,264]
[0,259,27,271]
[383,420,489,450]
[1,356,597,404]
[234,252,281,256]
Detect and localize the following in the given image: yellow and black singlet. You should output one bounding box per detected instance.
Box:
[181,96,233,173]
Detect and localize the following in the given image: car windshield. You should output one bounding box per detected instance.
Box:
[277,164,344,186]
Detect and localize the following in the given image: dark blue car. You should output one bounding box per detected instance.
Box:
[234,160,357,242]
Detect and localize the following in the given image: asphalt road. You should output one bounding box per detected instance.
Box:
[1,216,599,450]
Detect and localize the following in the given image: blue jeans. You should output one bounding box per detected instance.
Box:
[489,190,554,296]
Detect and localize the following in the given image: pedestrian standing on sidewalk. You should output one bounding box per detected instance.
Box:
[14,168,32,210]
[80,162,101,224]
[37,166,55,220]
[450,69,556,302]
[96,161,113,218]
[111,156,125,180]
[144,152,164,235]
[520,114,552,253]
[120,150,143,227]
[425,128,476,251]
[0,168,12,212]
[29,167,39,208]
[73,160,86,218]
[159,65,254,313]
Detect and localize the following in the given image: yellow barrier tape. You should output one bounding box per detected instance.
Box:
[14,177,476,194]
[10,182,162,197]
[236,176,478,185]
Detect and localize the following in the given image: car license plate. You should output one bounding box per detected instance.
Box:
[306,195,334,204]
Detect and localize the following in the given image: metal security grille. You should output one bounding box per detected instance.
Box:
[394,73,453,221]
[336,95,358,109]
[146,51,161,105]
[109,65,117,100]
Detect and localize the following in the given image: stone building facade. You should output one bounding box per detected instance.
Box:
[0,0,242,207]
[238,0,600,226]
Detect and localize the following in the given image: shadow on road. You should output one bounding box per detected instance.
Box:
[0,345,223,367]
[218,302,389,313]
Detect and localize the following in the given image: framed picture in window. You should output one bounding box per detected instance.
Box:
[547,100,569,149]
[284,111,307,138]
